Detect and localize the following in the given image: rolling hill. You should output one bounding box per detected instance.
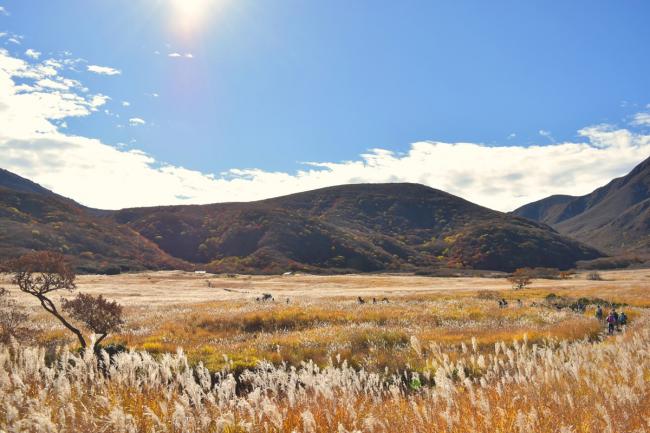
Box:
[0,168,602,273]
[113,183,601,273]
[0,169,189,273]
[513,156,650,254]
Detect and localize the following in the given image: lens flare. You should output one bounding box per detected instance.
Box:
[170,0,223,38]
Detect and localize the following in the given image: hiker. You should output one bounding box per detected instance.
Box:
[373,297,377,304]
[619,311,628,327]
[357,296,365,305]
[606,310,617,334]
[613,309,620,331]
[499,298,508,308]
[595,305,603,322]
[517,299,523,307]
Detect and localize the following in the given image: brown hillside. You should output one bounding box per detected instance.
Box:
[114,183,601,273]
[513,156,650,254]
[0,170,189,273]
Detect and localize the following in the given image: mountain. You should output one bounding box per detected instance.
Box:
[113,183,601,273]
[0,168,58,196]
[513,156,650,254]
[0,168,602,273]
[0,169,188,273]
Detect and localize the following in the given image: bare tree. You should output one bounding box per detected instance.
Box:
[507,268,532,290]
[0,287,28,343]
[62,293,124,349]
[7,251,124,351]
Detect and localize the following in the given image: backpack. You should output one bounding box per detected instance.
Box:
[606,315,615,324]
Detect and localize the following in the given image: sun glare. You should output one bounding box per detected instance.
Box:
[170,0,223,38]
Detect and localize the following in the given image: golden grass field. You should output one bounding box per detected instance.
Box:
[1,269,649,432]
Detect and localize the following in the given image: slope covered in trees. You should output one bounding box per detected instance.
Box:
[513,156,650,255]
[114,183,601,273]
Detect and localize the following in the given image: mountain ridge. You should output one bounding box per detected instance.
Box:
[111,182,600,273]
[513,155,650,254]
[0,169,190,273]
[1,169,602,273]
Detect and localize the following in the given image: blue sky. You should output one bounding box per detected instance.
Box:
[1,0,650,210]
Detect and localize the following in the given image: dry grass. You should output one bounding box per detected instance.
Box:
[1,313,648,432]
[1,269,649,431]
[104,298,601,373]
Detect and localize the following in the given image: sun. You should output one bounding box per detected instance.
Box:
[170,0,224,38]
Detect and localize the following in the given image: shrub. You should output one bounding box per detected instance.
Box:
[62,293,125,349]
[0,287,28,343]
[508,268,532,290]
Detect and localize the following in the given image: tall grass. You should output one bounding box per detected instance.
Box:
[95,297,603,372]
[2,312,648,432]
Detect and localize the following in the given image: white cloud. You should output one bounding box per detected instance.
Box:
[128,117,145,126]
[90,94,110,108]
[25,48,41,59]
[1,48,650,211]
[631,112,650,127]
[35,78,70,90]
[121,100,130,107]
[538,129,555,143]
[87,64,121,76]
[168,52,193,58]
[0,6,8,15]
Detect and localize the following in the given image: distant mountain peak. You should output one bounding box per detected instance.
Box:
[0,168,602,273]
[0,168,54,196]
[513,155,650,255]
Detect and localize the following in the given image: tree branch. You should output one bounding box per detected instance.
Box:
[94,333,108,351]
[37,294,86,349]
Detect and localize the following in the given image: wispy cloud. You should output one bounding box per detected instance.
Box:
[24,48,41,59]
[122,101,130,107]
[1,48,650,211]
[168,52,193,58]
[0,6,8,16]
[538,129,555,143]
[128,117,145,126]
[87,64,121,76]
[631,112,650,127]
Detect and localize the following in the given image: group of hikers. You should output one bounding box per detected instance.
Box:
[595,305,628,334]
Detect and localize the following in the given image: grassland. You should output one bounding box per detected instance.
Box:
[1,269,649,432]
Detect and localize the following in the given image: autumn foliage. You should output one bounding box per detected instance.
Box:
[6,251,123,351]
[507,268,532,290]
